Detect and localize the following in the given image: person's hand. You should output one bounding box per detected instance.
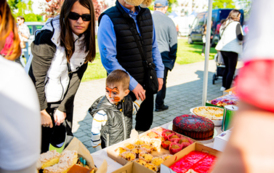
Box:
[54,109,67,126]
[132,83,146,101]
[41,110,53,128]
[158,78,163,91]
[93,144,102,151]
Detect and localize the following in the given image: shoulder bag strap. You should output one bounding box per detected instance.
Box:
[220,20,233,37]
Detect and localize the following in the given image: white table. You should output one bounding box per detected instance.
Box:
[91,121,222,173]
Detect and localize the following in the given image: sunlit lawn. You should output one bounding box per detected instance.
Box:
[82,38,217,82]
[176,38,216,65]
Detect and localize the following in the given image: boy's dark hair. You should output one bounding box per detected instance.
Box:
[17,16,25,22]
[106,70,130,90]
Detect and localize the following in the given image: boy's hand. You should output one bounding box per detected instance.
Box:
[132,83,146,101]
[54,109,66,126]
[41,110,53,128]
[93,144,102,151]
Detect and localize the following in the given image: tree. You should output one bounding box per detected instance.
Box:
[168,0,178,13]
[7,0,43,22]
[44,0,106,20]
[7,0,19,11]
[213,0,235,9]
[24,13,43,22]
[17,0,27,16]
[44,0,64,18]
[237,0,251,19]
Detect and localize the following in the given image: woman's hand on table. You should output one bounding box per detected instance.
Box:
[41,110,53,128]
[54,109,67,126]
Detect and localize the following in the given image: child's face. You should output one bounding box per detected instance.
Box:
[106,83,130,104]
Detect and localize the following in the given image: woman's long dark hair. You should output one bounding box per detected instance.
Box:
[59,0,96,63]
[223,9,241,26]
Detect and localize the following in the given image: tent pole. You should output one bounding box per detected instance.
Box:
[202,0,213,106]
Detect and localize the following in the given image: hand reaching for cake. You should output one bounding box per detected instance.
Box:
[41,110,53,128]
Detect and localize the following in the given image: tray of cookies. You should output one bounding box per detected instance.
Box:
[107,127,195,172]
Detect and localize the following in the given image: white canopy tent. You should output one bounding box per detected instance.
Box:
[202,0,213,106]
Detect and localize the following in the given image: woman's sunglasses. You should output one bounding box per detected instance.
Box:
[68,12,91,21]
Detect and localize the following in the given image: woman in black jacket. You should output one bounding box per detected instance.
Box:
[29,0,96,153]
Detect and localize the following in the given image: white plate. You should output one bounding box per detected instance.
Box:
[168,124,218,144]
[190,106,223,127]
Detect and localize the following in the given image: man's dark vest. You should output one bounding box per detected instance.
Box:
[88,96,133,148]
[98,1,153,86]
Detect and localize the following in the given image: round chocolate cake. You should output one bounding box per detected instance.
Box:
[172,114,214,140]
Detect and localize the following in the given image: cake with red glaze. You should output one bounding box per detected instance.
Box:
[172,114,214,140]
[169,151,216,173]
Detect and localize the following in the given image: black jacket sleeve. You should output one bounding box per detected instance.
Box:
[29,30,56,111]
[58,63,87,113]
[236,23,244,41]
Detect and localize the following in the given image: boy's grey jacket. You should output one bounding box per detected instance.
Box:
[88,95,133,148]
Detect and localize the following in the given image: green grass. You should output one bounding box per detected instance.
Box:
[82,38,217,82]
[81,53,107,82]
[176,38,216,65]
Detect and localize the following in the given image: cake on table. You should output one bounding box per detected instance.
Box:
[173,114,214,140]
[169,151,217,173]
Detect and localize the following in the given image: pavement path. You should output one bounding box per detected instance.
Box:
[72,60,241,153]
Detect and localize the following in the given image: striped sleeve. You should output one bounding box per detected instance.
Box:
[91,110,107,147]
[132,99,143,115]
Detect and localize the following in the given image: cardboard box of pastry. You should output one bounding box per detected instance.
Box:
[112,162,155,173]
[37,137,107,173]
[161,142,220,173]
[106,127,196,169]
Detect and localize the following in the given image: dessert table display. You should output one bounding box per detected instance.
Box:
[36,88,238,173]
[90,122,223,173]
[106,127,195,172]
[90,88,239,173]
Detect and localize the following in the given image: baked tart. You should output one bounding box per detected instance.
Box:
[139,153,153,163]
[124,143,136,150]
[115,147,128,156]
[134,159,147,166]
[151,157,164,167]
[121,151,136,161]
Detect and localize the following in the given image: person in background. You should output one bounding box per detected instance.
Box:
[0,1,41,172]
[152,0,177,112]
[201,21,213,56]
[212,1,274,172]
[98,0,164,133]
[242,21,249,35]
[17,16,30,66]
[28,0,96,153]
[89,70,142,150]
[216,10,243,91]
[216,19,226,36]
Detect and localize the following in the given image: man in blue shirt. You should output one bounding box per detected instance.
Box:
[98,0,164,132]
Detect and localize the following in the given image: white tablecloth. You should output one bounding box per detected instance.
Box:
[91,121,222,173]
